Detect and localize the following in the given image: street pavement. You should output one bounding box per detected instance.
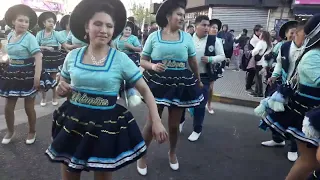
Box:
[0,101,293,180]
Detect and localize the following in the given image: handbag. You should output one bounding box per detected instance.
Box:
[254,48,268,61]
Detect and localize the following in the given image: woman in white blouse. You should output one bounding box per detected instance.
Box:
[250,31,272,97]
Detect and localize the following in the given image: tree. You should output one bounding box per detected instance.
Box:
[130,2,156,28]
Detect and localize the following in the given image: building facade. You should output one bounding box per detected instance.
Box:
[151,0,320,35]
[185,0,293,35]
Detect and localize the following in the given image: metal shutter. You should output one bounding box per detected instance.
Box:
[211,7,269,35]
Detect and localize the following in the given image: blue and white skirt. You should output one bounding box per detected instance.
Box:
[0,58,57,97]
[261,85,320,147]
[46,88,146,172]
[301,106,320,147]
[42,47,65,73]
[143,60,204,107]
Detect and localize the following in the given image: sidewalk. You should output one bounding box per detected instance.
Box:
[212,68,262,108]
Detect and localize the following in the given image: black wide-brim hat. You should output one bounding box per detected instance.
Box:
[210,19,222,31]
[60,14,70,30]
[70,0,127,43]
[5,4,37,29]
[125,21,135,32]
[38,12,57,29]
[304,14,320,48]
[279,20,298,39]
[156,0,187,28]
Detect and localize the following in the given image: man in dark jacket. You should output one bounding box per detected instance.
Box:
[217,24,234,67]
[235,29,249,50]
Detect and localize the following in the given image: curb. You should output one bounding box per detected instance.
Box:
[212,94,260,108]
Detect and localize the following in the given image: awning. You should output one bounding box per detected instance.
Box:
[293,5,320,16]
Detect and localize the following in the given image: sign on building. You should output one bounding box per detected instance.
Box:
[21,0,65,13]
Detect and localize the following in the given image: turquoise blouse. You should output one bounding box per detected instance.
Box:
[61,47,142,93]
[113,34,141,54]
[59,30,69,41]
[7,32,41,59]
[36,30,66,46]
[297,49,320,88]
[142,30,196,63]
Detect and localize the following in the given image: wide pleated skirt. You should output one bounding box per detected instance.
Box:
[46,101,146,172]
[42,48,66,73]
[0,59,57,97]
[143,68,204,107]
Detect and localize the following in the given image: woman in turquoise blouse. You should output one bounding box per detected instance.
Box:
[58,14,72,57]
[0,4,56,145]
[256,14,320,179]
[113,21,142,107]
[114,21,142,66]
[36,12,72,107]
[138,0,203,175]
[58,15,70,40]
[45,0,167,179]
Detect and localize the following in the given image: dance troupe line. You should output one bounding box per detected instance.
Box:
[0,0,319,179]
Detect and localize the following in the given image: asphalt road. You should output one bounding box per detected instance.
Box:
[0,103,292,180]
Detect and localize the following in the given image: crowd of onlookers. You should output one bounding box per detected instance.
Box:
[185,22,286,98]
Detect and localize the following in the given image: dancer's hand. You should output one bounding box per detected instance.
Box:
[46,47,54,51]
[152,120,168,144]
[198,81,204,89]
[124,43,134,49]
[201,56,209,63]
[33,76,40,90]
[151,63,166,73]
[57,81,71,97]
[267,77,277,85]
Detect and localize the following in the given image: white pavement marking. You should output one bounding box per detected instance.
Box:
[210,102,255,115]
[0,98,66,131]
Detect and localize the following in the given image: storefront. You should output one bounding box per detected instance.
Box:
[210,7,269,35]
[183,0,281,35]
[292,0,320,18]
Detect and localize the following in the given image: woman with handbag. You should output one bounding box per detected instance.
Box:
[249,31,272,97]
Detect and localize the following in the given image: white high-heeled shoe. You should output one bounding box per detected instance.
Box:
[168,153,179,171]
[137,160,147,176]
[1,132,15,144]
[26,133,36,145]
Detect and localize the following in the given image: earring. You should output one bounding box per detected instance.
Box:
[84,34,87,40]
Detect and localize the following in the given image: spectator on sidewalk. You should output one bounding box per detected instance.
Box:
[217,24,234,68]
[233,29,249,71]
[249,31,272,97]
[229,29,235,39]
[270,29,278,45]
[186,24,194,36]
[245,24,263,92]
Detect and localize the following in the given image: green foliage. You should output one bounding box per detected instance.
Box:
[130,2,156,27]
